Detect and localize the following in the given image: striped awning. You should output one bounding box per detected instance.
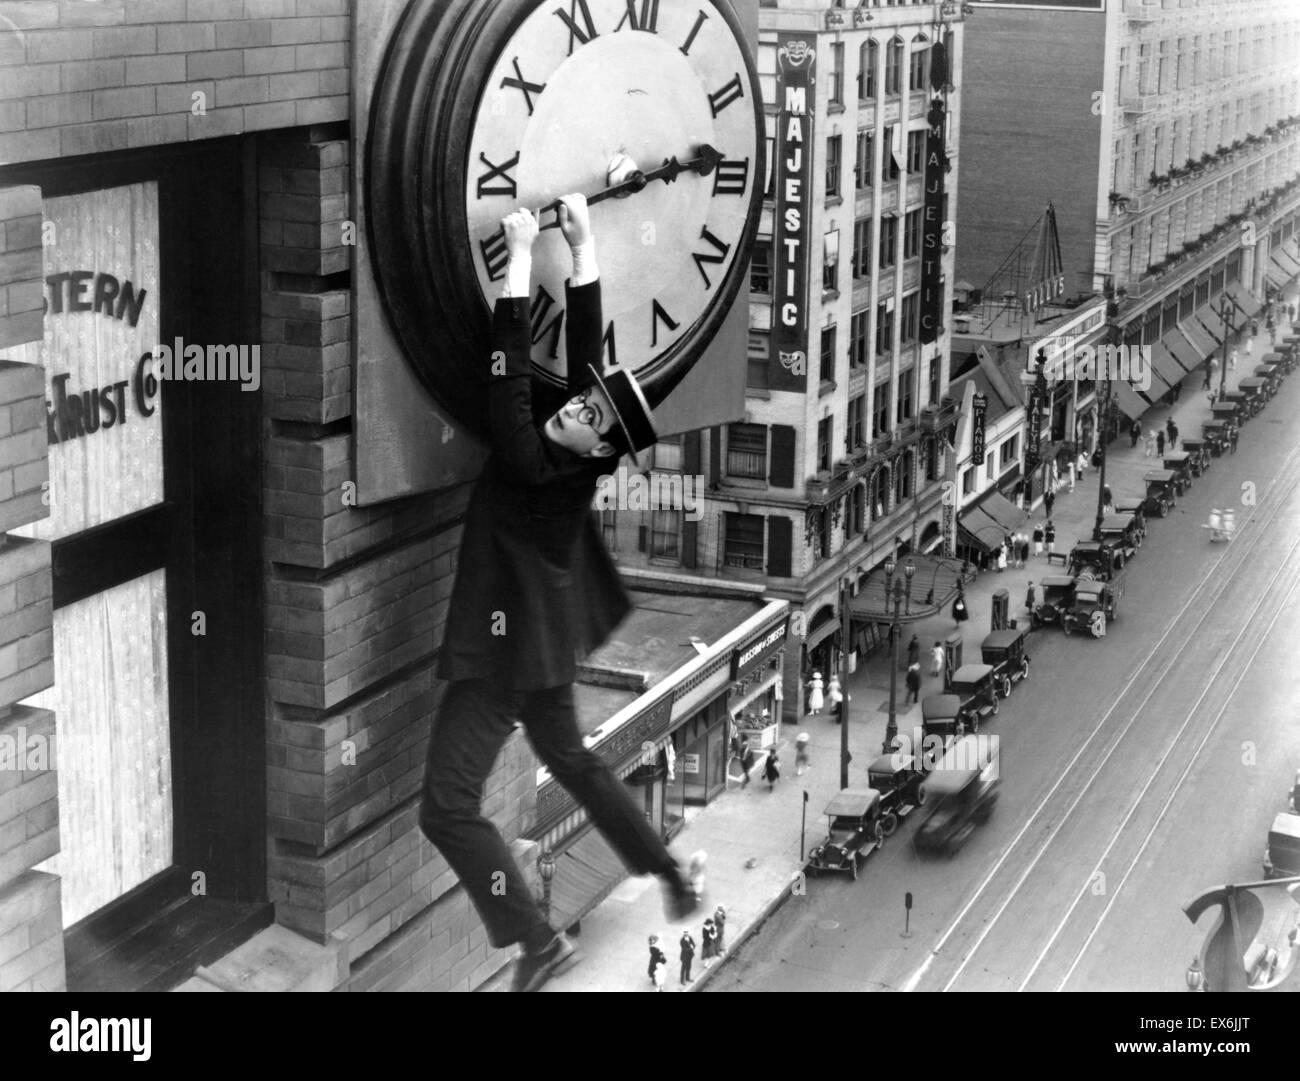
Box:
[1137,360,1174,402]
[1109,379,1149,421]
[546,827,630,934]
[1178,319,1217,358]
[1224,283,1261,318]
[1195,304,1228,344]
[1156,334,1197,374]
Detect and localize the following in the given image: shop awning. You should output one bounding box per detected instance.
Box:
[1265,265,1289,292]
[1108,379,1149,421]
[1224,282,1261,318]
[1137,361,1174,402]
[806,612,840,651]
[1194,304,1227,344]
[957,505,1004,552]
[1273,249,1300,277]
[547,828,628,933]
[1154,335,1195,375]
[1178,319,1217,358]
[980,489,1030,535]
[849,552,971,622]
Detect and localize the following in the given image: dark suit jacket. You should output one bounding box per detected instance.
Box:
[437,280,632,691]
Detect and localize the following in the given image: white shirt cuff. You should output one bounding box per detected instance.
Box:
[570,238,598,286]
[503,254,532,300]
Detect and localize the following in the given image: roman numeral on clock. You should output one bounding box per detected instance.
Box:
[707,74,744,117]
[691,226,731,289]
[530,287,565,358]
[478,227,509,281]
[615,0,659,32]
[476,151,520,199]
[680,10,708,55]
[651,299,679,347]
[555,0,598,53]
[500,57,546,115]
[712,158,749,196]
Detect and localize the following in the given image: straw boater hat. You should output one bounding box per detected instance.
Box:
[585,364,657,453]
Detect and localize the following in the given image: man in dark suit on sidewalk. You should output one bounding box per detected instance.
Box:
[419,195,699,992]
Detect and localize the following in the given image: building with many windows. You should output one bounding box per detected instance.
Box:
[958,0,1300,433]
[604,0,969,718]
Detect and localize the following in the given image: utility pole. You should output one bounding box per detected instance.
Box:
[1217,293,1233,402]
[838,576,851,790]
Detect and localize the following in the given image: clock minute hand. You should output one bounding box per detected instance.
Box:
[537,144,724,229]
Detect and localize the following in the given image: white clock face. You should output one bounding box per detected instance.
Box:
[463,0,762,387]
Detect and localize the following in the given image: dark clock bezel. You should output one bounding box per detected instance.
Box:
[367,0,765,438]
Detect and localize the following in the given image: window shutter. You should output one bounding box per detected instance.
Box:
[767,515,793,578]
[684,430,702,475]
[682,519,698,569]
[769,425,796,488]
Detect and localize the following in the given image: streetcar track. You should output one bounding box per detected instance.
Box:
[1049,567,1300,990]
[902,428,1300,993]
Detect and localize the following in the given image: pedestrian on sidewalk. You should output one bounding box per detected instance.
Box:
[714,906,727,955]
[701,917,718,968]
[1229,348,1238,371]
[688,851,707,903]
[1144,430,1156,457]
[1103,485,1114,515]
[826,674,843,722]
[906,634,920,669]
[1033,522,1044,557]
[1044,489,1055,518]
[1076,450,1089,477]
[953,583,969,623]
[1171,378,1182,403]
[679,930,696,985]
[1025,580,1037,614]
[1245,335,1253,357]
[648,935,667,988]
[1129,418,1141,448]
[996,543,1007,572]
[929,641,945,679]
[1166,418,1177,450]
[1045,521,1056,557]
[763,748,781,788]
[733,731,752,786]
[806,671,824,716]
[795,732,810,775]
[905,663,921,705]
[1018,534,1030,568]
[1156,430,1165,456]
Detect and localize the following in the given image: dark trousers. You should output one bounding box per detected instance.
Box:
[681,957,693,983]
[419,678,674,948]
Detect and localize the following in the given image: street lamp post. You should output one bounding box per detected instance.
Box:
[538,848,556,922]
[1217,293,1234,402]
[838,575,853,790]
[1093,374,1110,542]
[881,557,916,755]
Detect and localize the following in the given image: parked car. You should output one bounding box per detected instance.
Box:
[1179,438,1210,477]
[1251,363,1281,397]
[807,787,886,879]
[1113,499,1147,540]
[980,627,1031,699]
[1031,575,1077,629]
[1263,812,1300,879]
[1068,538,1126,580]
[913,735,1000,856]
[1061,572,1123,637]
[1209,400,1244,428]
[1161,452,1194,494]
[1097,513,1143,561]
[1142,469,1179,518]
[1201,420,1234,457]
[948,663,1000,729]
[1222,391,1252,423]
[865,753,926,836]
[1238,376,1269,415]
[921,694,965,748]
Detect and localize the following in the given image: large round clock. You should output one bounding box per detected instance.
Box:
[367,0,765,438]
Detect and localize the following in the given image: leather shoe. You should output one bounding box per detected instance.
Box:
[511,933,578,992]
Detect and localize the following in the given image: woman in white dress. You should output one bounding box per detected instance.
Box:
[807,671,825,715]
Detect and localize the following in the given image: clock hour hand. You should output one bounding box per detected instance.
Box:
[537,145,724,229]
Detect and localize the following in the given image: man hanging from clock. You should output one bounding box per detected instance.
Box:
[419,193,702,993]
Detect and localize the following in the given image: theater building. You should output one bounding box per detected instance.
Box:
[0,0,784,993]
[606,0,971,717]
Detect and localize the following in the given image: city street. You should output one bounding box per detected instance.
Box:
[710,356,1300,993]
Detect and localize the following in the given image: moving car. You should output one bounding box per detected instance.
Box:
[1263,812,1300,879]
[1061,572,1123,637]
[980,627,1030,699]
[1142,469,1179,518]
[865,753,926,836]
[913,734,1000,855]
[1030,575,1077,628]
[807,788,886,879]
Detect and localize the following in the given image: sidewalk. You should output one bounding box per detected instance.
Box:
[495,290,1295,993]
